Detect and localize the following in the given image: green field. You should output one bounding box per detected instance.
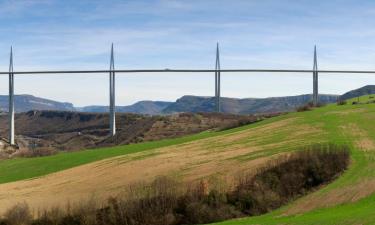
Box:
[1,96,375,224]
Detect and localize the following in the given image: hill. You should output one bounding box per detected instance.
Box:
[341,85,375,100]
[0,95,74,112]
[77,101,172,115]
[0,98,374,225]
[163,94,338,114]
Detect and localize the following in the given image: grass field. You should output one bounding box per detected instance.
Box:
[1,97,375,224]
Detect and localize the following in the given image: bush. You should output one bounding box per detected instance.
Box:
[2,203,32,225]
[296,102,314,112]
[337,100,347,105]
[228,144,349,215]
[296,101,327,112]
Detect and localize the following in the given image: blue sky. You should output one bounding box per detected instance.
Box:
[0,0,375,106]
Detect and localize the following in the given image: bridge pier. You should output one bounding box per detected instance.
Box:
[313,46,319,106]
[215,43,221,112]
[8,47,15,145]
[109,44,116,136]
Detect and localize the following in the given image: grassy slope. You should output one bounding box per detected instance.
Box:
[213,98,375,225]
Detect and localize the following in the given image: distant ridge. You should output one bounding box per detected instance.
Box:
[77,101,172,115]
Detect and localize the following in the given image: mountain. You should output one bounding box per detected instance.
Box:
[77,101,172,115]
[0,95,74,113]
[163,94,339,114]
[340,85,375,100]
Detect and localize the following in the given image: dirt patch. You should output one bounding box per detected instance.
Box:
[356,138,375,151]
[341,123,375,151]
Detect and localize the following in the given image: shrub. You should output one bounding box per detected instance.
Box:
[2,203,32,225]
[228,144,349,216]
[337,100,347,105]
[296,102,314,112]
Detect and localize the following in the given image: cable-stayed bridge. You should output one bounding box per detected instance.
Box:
[1,43,373,145]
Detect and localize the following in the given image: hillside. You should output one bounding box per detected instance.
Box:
[0,99,374,224]
[163,94,338,114]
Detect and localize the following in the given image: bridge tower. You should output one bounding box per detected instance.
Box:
[8,47,15,145]
[109,44,116,136]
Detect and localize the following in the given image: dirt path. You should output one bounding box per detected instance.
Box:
[0,118,318,214]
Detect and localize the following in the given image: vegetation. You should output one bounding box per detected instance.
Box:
[296,102,314,112]
[0,147,349,225]
[337,99,347,105]
[229,144,349,216]
[296,101,327,112]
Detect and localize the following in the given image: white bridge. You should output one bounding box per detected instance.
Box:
[3,43,372,145]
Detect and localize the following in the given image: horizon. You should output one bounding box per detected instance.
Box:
[0,0,375,106]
